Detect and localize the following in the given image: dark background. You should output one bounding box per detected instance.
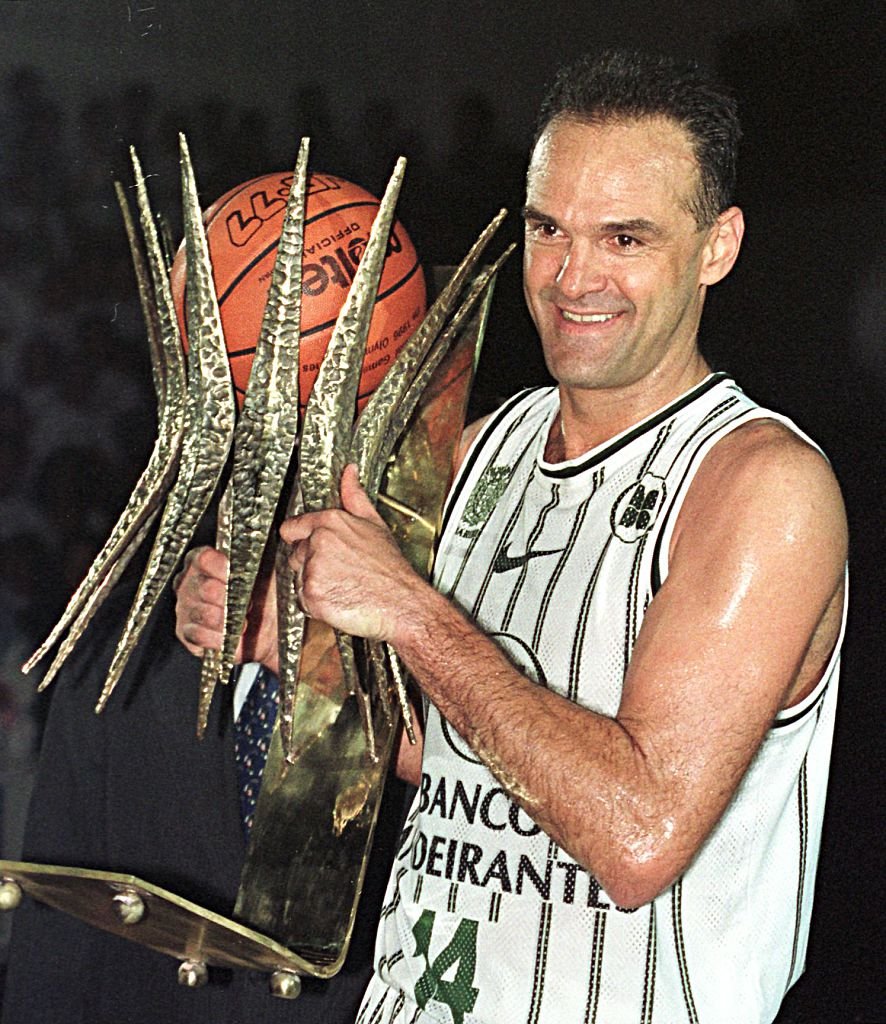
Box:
[0,2,881,1021]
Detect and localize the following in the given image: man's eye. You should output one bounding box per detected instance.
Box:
[527,221,560,240]
[614,234,641,249]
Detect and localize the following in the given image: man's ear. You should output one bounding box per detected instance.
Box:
[700,206,745,286]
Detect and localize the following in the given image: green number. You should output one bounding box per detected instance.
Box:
[412,909,479,1024]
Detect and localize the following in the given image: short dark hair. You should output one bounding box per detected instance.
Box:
[534,49,741,227]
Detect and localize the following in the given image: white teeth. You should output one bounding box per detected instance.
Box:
[561,310,618,324]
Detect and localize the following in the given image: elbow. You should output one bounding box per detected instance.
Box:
[598,863,675,910]
[582,827,689,911]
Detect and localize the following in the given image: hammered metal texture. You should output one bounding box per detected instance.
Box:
[351,209,506,500]
[373,243,514,501]
[96,137,236,711]
[37,515,160,693]
[236,251,505,971]
[293,158,407,749]
[274,490,307,764]
[298,158,406,515]
[217,139,310,689]
[20,135,510,981]
[22,152,188,681]
[196,477,234,738]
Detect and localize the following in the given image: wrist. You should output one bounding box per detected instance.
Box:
[387,578,458,659]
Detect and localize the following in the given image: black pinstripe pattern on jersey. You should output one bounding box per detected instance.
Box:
[539,474,600,661]
[390,990,406,1020]
[357,983,388,1024]
[470,483,530,618]
[530,837,559,908]
[374,955,426,1023]
[413,874,423,903]
[640,905,657,1024]
[614,421,673,667]
[441,388,551,540]
[648,397,742,513]
[582,909,608,1024]
[568,510,609,701]
[356,995,369,1024]
[447,883,459,913]
[447,425,537,605]
[656,394,742,481]
[545,838,558,899]
[489,890,502,923]
[623,535,650,678]
[538,374,731,479]
[786,756,810,992]
[500,483,561,632]
[671,880,699,1023]
[613,396,743,668]
[386,950,405,971]
[382,867,408,918]
[648,400,750,594]
[638,422,675,478]
[355,997,369,1024]
[526,901,553,1024]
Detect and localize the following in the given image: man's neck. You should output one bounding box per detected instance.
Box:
[547,355,712,462]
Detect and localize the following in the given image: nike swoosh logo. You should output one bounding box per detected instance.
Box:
[492,544,564,573]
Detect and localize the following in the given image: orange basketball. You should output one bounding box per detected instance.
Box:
[170,171,426,409]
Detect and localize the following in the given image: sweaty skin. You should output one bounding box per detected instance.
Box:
[175,116,847,909]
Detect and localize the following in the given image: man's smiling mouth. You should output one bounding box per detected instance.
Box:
[561,310,621,324]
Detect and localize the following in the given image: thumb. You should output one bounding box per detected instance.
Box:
[340,463,384,524]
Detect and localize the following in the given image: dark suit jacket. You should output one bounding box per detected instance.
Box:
[1,581,408,1024]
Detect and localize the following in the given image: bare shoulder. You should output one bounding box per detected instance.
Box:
[675,417,847,557]
[666,417,847,708]
[454,414,493,472]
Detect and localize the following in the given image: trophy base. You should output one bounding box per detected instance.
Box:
[0,860,334,998]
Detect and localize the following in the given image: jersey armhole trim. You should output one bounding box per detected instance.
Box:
[439,387,552,539]
[650,408,829,593]
[773,565,848,729]
[648,409,847,732]
[649,407,768,594]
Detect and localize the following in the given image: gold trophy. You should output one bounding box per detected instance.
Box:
[1,136,510,999]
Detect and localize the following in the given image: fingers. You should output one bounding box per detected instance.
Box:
[279,465,382,547]
[340,463,385,524]
[173,545,228,591]
[174,545,230,656]
[294,569,309,618]
[274,469,412,640]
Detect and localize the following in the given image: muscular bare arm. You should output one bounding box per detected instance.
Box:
[283,420,847,907]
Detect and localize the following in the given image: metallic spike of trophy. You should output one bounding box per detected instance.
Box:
[3,136,511,997]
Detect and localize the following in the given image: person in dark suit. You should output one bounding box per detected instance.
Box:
[1,576,408,1023]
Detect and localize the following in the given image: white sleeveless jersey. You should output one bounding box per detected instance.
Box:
[359,375,844,1024]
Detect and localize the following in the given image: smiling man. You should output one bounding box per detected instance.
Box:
[178,49,848,1024]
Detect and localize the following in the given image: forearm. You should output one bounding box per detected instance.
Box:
[389,583,684,907]
[284,465,707,904]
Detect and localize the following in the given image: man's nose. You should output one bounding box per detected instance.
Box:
[555,242,606,298]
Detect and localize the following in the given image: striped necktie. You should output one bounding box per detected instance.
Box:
[234,666,280,837]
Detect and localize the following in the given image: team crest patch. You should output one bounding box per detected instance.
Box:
[611,473,667,542]
[456,465,512,538]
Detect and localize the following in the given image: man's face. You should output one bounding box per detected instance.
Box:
[523,116,728,396]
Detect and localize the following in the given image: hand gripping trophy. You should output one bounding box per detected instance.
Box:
[1,135,511,999]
